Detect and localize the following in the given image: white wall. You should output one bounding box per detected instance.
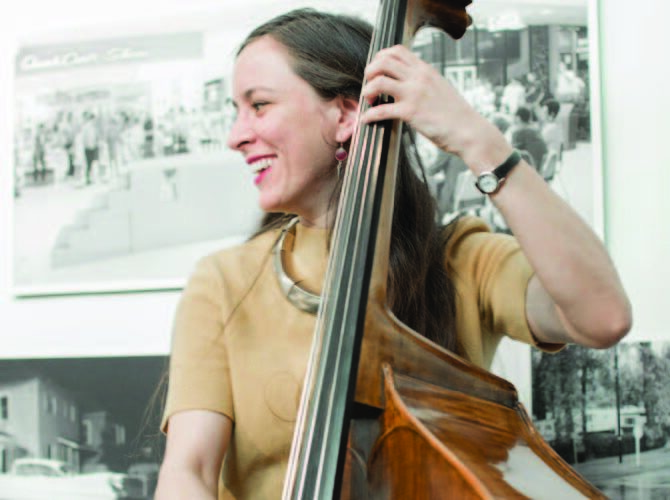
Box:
[598,0,670,343]
[0,0,667,362]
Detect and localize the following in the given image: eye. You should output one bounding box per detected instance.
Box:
[252,101,269,112]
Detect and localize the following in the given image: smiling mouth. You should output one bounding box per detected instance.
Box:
[251,157,273,175]
[254,166,271,186]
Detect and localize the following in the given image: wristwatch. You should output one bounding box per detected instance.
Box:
[474,149,522,195]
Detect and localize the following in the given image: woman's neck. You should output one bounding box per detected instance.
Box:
[298,208,336,229]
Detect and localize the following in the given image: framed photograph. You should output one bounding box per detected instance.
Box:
[0,356,166,499]
[414,0,603,241]
[10,19,265,296]
[532,340,670,498]
[8,0,602,298]
[9,0,602,297]
[10,1,388,298]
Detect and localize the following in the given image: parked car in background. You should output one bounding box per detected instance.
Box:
[127,462,159,498]
[0,458,145,500]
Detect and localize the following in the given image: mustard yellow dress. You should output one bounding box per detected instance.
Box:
[161,216,555,499]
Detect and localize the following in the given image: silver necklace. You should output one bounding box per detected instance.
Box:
[273,217,321,315]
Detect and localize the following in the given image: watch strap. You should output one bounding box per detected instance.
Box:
[493,149,522,179]
[474,149,522,195]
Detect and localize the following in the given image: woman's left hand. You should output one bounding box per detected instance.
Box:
[360,44,507,168]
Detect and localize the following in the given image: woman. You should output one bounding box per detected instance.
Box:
[156,8,631,499]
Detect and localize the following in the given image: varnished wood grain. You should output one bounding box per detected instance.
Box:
[354,366,607,499]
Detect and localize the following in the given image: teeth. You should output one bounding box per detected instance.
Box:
[251,158,273,174]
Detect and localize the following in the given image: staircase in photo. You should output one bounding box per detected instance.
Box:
[50,152,260,268]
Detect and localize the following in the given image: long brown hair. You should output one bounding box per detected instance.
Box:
[241,8,460,353]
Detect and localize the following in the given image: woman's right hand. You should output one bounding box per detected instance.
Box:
[360,44,511,174]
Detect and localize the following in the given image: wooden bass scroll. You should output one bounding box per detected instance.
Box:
[282,0,607,498]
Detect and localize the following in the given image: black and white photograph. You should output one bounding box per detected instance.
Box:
[414,1,602,236]
[9,0,381,297]
[0,356,166,500]
[11,20,267,295]
[532,340,670,499]
[10,0,603,296]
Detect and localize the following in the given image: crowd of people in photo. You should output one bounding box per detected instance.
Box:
[423,61,588,229]
[15,102,229,196]
[16,57,588,223]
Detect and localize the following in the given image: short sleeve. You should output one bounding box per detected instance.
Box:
[160,255,234,432]
[446,217,563,353]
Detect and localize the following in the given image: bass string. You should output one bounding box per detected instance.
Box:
[283,1,407,498]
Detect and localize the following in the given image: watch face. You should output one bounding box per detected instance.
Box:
[476,172,499,194]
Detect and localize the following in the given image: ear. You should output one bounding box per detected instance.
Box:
[333,96,360,144]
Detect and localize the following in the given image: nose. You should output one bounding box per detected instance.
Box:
[226,113,254,151]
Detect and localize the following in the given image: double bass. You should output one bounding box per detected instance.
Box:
[282,0,606,498]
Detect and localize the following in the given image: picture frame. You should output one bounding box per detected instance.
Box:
[10,16,265,297]
[7,0,378,298]
[414,0,604,242]
[9,0,603,298]
[531,340,670,498]
[0,356,166,498]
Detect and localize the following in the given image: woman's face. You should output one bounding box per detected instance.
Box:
[227,35,344,224]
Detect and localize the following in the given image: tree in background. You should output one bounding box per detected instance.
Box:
[535,341,670,463]
[533,344,615,461]
[638,342,670,448]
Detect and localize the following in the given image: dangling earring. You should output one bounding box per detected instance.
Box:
[335,143,348,178]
